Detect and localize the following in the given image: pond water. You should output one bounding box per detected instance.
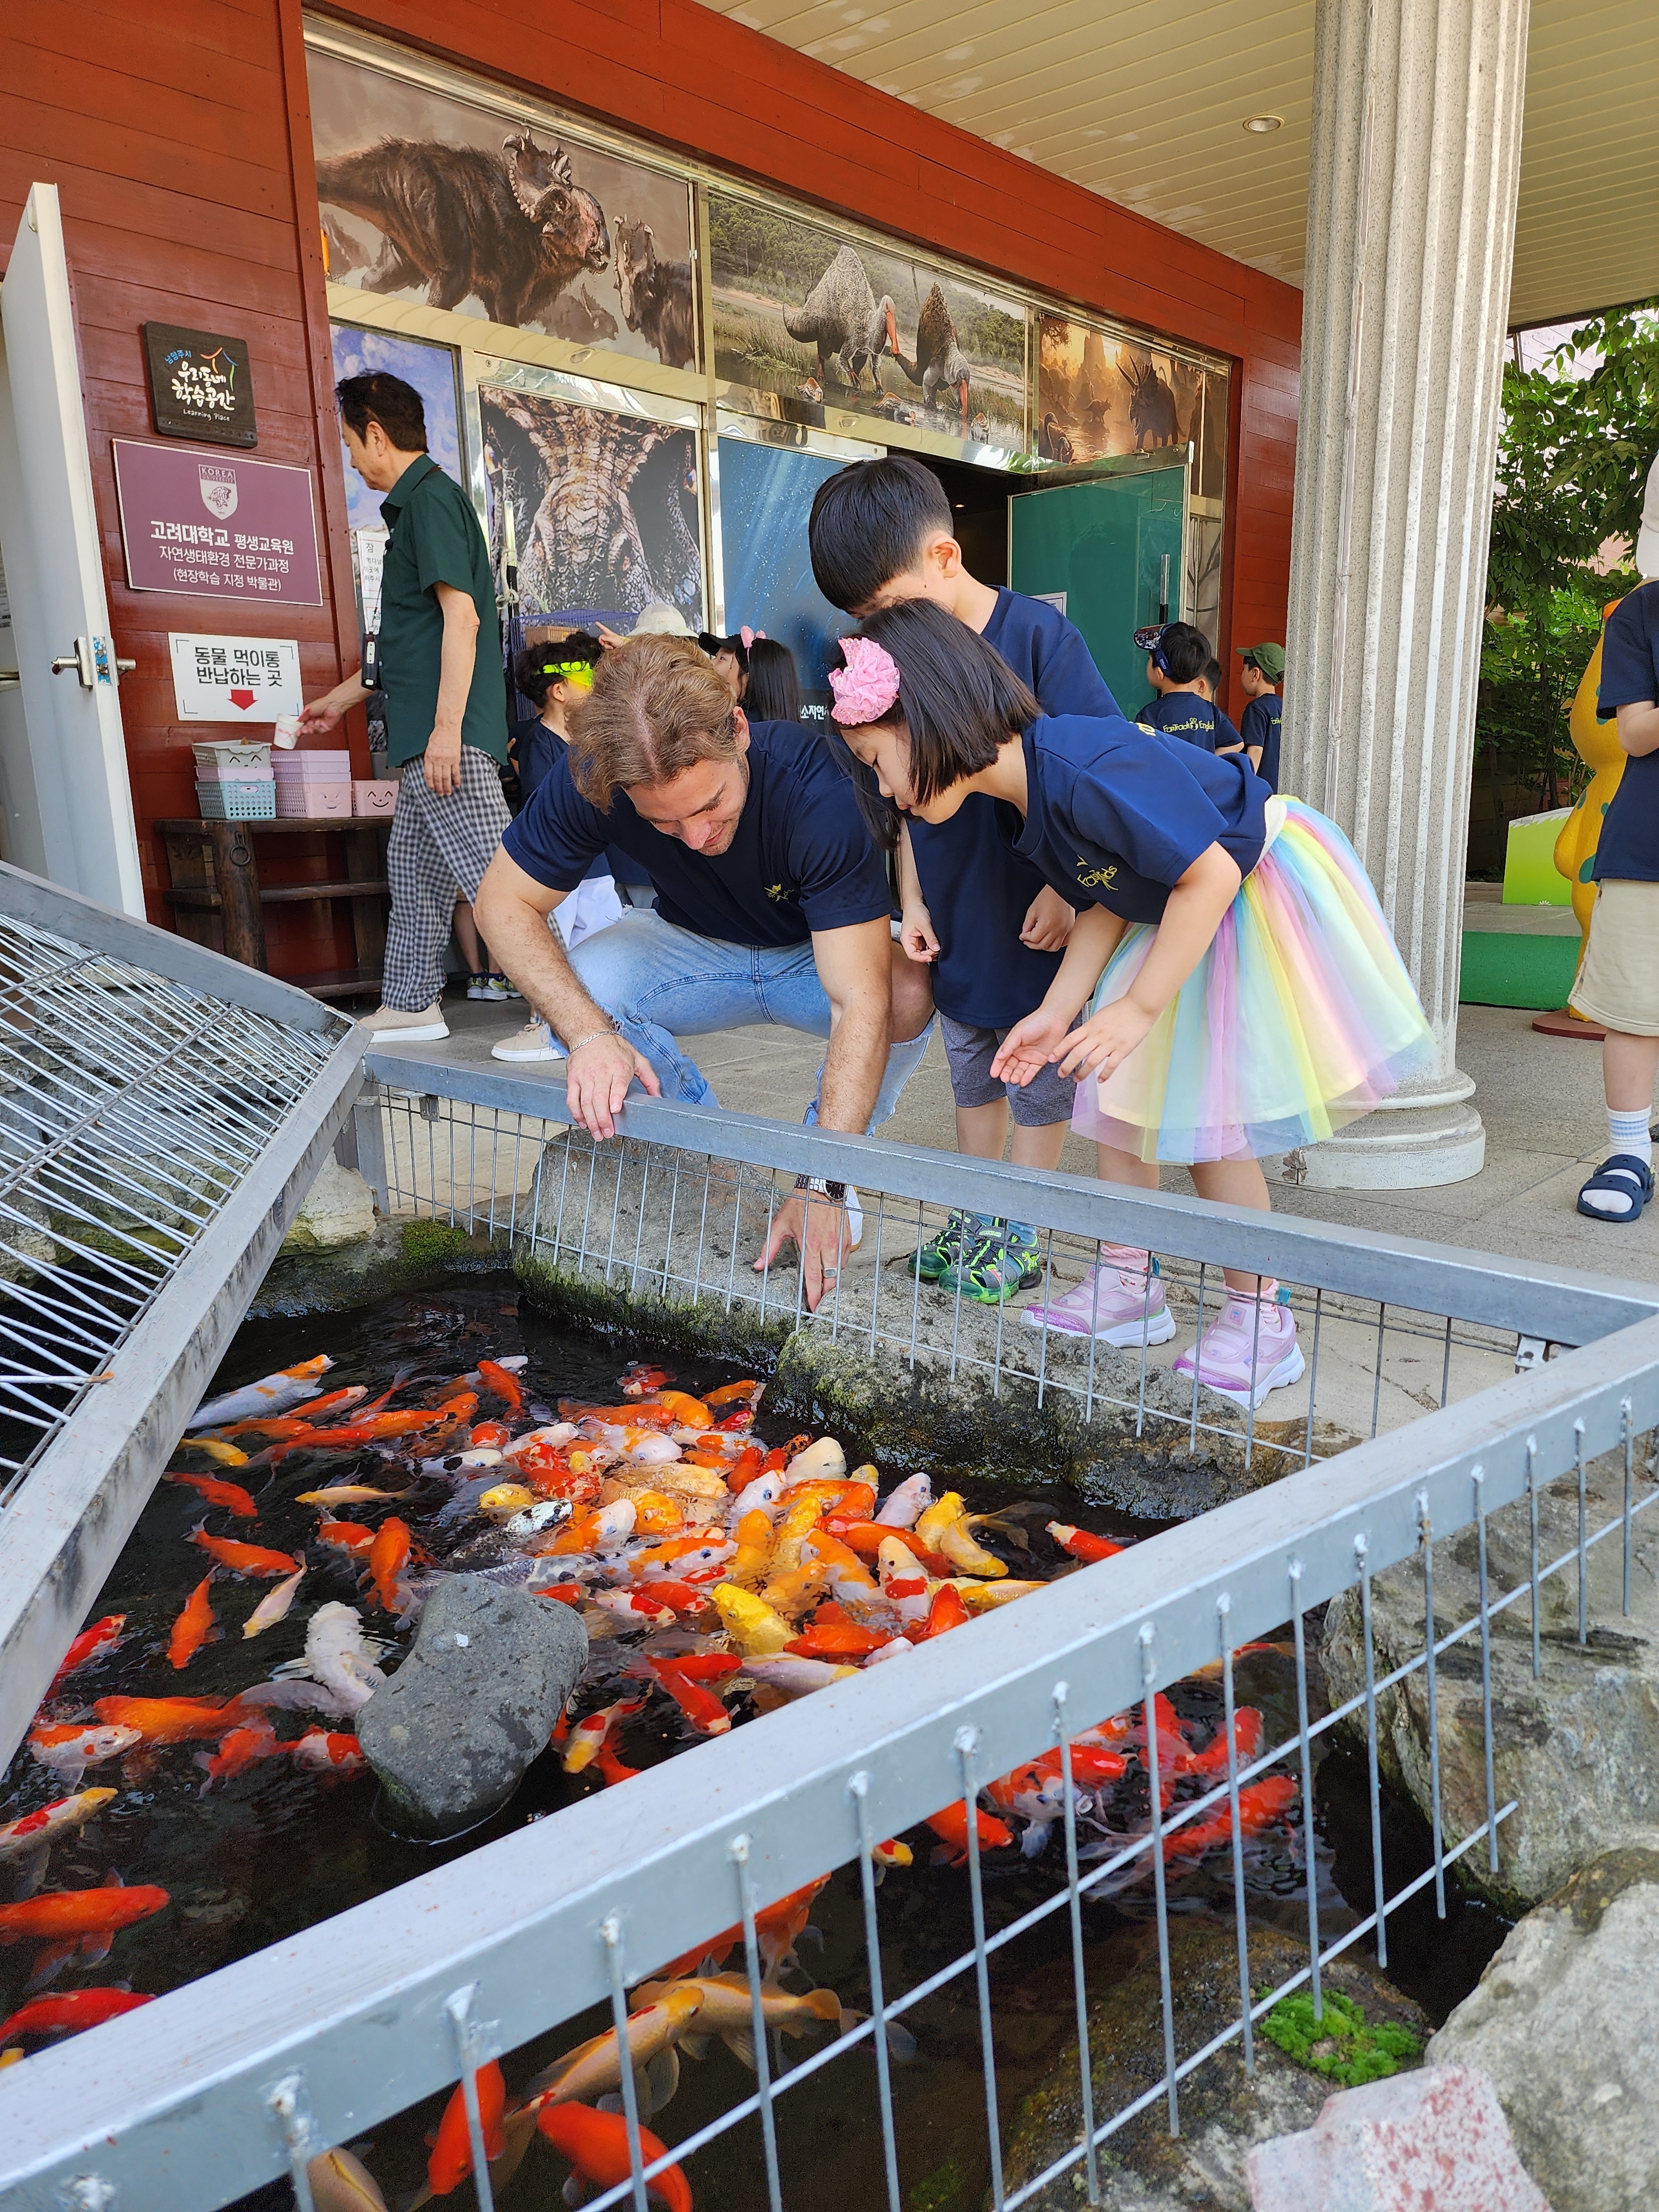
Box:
[1,1274,1507,2211]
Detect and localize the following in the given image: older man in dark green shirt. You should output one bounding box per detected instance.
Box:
[298,371,508,1041]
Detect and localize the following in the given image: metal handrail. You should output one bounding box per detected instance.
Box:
[364,1047,1659,1346]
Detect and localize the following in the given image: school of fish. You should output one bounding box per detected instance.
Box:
[2,1347,1304,2209]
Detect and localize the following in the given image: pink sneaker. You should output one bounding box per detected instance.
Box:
[1021,1246,1177,1347]
[1172,1282,1305,1409]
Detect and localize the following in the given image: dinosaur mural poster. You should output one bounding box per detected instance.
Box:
[1036,318,1229,494]
[307,48,695,368]
[478,387,702,631]
[708,191,1026,447]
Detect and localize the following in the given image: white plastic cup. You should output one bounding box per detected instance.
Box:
[273,714,300,750]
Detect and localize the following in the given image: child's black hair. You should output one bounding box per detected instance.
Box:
[821,599,1037,848]
[743,638,802,722]
[1151,621,1211,686]
[1202,656,1224,696]
[808,455,954,614]
[514,631,602,709]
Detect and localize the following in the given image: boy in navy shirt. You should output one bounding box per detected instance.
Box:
[1235,642,1285,792]
[1570,581,1659,1223]
[810,453,1117,1301]
[1131,622,1245,753]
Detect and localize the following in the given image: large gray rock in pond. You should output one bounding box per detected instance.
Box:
[1323,1450,1659,1911]
[1428,1847,1659,2212]
[1001,1919,1427,2211]
[357,1575,586,1838]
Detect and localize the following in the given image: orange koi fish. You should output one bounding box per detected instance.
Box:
[166,1473,259,1519]
[366,1517,411,1614]
[190,1528,300,1579]
[915,1585,971,1640]
[596,1738,640,1786]
[199,1721,282,1787]
[563,1695,647,1776]
[92,1697,243,1746]
[536,2103,691,2212]
[784,1602,890,1660]
[426,2062,507,2195]
[168,1574,219,1670]
[0,1989,154,2042]
[1164,1774,1299,1861]
[291,1730,366,1773]
[649,1661,732,1737]
[0,1884,168,1944]
[1185,1708,1266,1778]
[702,1379,759,1409]
[476,1359,525,1413]
[314,1519,376,1554]
[45,1615,126,1694]
[925,1803,1015,1866]
[1047,1522,1129,1565]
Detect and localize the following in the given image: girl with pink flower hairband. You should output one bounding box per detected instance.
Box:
[826,605,1432,1411]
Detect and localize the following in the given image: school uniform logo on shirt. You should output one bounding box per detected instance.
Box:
[765,882,799,903]
[1076,859,1118,890]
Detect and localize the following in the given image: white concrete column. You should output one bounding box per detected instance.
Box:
[1284,0,1530,1189]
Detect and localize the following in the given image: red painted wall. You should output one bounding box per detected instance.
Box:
[1,0,1301,974]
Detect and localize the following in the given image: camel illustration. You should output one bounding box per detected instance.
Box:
[784,247,899,392]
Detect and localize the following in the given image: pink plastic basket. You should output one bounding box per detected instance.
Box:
[274,780,352,819]
[353,780,399,818]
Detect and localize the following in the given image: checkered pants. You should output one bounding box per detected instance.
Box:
[382,746,511,1010]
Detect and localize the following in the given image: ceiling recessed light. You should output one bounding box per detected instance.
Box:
[1243,114,1284,134]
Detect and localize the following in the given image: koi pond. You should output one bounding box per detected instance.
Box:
[0,1275,1509,2211]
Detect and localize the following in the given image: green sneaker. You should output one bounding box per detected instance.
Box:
[940,1219,1044,1305]
[909,1207,983,1281]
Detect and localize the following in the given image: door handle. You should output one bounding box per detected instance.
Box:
[49,638,122,687]
[51,638,96,687]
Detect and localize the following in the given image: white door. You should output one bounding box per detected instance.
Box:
[0,183,143,915]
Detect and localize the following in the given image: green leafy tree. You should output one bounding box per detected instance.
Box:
[1478,304,1657,822]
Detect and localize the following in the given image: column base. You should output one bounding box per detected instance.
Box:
[1291,1072,1486,1191]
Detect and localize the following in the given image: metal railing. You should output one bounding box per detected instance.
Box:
[0,863,366,1766]
[359,1051,1659,1476]
[6,1052,1658,2210]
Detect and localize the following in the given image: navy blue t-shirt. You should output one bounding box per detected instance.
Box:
[907,590,1118,1025]
[1241,692,1283,794]
[504,719,891,947]
[1594,582,1659,883]
[1135,692,1245,755]
[1012,714,1270,924]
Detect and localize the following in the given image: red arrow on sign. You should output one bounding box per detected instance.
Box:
[229,688,256,711]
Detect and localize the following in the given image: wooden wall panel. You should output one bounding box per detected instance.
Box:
[2,0,1301,972]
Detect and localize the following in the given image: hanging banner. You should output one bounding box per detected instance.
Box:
[112,442,324,605]
[168,633,304,721]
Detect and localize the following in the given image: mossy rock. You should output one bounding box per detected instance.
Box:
[1000,1919,1427,2210]
[1256,1986,1421,2088]
[248,1218,507,1317]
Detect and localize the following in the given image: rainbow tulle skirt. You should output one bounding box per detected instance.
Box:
[1071,799,1433,1164]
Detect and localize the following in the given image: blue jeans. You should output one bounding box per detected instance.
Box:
[569,909,932,1130]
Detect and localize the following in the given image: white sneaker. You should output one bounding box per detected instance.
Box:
[492,1018,564,1063]
[360,1003,448,1042]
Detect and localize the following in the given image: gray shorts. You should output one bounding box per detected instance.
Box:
[940,1013,1076,1125]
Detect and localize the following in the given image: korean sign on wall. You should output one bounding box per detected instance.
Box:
[168,634,303,722]
[142,323,258,448]
[112,442,323,604]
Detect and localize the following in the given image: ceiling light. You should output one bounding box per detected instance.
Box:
[1243,114,1284,134]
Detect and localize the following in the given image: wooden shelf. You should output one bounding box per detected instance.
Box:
[154,817,392,835]
[290,969,385,1002]
[164,879,389,910]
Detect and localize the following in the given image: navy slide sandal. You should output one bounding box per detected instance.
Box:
[1577,1154,1655,1222]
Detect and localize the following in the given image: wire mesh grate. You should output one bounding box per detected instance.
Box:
[0,910,346,1502]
